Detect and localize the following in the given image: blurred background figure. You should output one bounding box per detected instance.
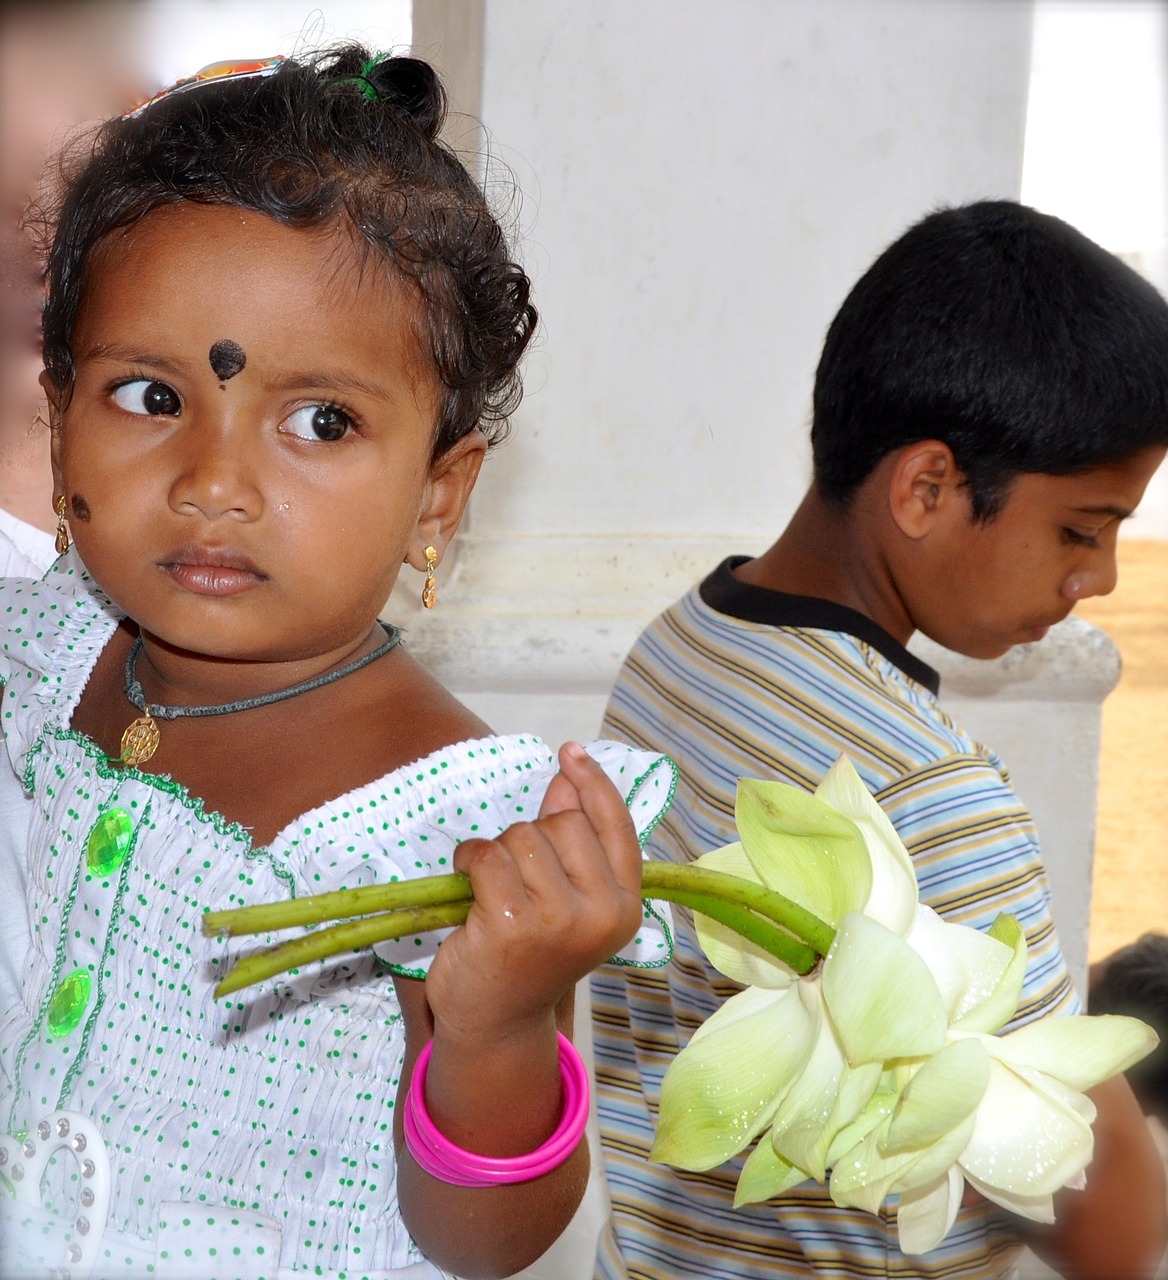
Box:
[0,0,144,576]
[1091,934,1168,1129]
[1090,934,1168,1280]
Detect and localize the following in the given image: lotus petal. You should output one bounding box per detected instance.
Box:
[652,984,817,1170]
[692,842,802,988]
[828,1123,920,1214]
[830,1110,974,1212]
[822,912,947,1065]
[733,777,871,928]
[881,1037,990,1154]
[734,1137,810,1207]
[896,1167,965,1256]
[814,756,918,936]
[984,1013,1158,1094]
[962,1170,1056,1225]
[952,913,1028,1035]
[824,1075,899,1168]
[905,906,1014,1025]
[769,985,883,1180]
[957,1057,1094,1196]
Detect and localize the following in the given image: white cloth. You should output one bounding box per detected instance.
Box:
[0,554,677,1279]
[0,506,57,580]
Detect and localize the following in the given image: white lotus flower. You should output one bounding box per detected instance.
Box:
[651,756,1159,1254]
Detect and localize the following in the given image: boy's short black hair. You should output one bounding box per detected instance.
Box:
[39,46,536,457]
[1090,933,1168,1121]
[812,201,1168,517]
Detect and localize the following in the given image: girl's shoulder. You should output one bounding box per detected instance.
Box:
[279,731,677,865]
[274,732,679,978]
[0,553,121,767]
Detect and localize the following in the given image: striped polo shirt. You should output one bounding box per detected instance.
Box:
[593,558,1079,1280]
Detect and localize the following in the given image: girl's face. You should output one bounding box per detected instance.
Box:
[50,203,483,664]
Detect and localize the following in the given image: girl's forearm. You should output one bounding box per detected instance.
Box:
[395,995,589,1277]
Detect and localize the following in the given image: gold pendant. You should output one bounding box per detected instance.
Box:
[118,714,160,768]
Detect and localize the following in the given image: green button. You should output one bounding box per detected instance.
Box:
[47,968,91,1038]
[86,808,133,877]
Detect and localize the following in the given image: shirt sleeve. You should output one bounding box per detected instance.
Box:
[330,740,678,979]
[874,752,1081,1028]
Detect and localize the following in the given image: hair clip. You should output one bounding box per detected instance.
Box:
[125,55,286,119]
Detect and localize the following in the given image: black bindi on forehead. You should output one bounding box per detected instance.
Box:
[208,339,247,382]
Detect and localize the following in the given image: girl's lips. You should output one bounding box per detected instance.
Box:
[160,546,267,596]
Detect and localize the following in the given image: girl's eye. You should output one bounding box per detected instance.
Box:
[1063,528,1101,548]
[112,380,181,416]
[282,404,353,442]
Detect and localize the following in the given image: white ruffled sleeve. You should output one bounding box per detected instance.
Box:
[283,734,677,979]
[0,552,121,778]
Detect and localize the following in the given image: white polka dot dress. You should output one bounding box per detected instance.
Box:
[0,555,677,1278]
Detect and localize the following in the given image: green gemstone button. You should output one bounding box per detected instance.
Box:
[86,807,133,877]
[47,968,91,1038]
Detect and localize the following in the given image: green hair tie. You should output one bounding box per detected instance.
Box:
[352,52,389,101]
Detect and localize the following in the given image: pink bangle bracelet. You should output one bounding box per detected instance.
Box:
[403,1031,590,1187]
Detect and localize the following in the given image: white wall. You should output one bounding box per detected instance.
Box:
[142,0,412,85]
[1022,0,1168,539]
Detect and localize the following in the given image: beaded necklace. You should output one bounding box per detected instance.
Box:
[118,624,401,767]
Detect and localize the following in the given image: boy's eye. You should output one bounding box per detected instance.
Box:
[282,404,352,442]
[112,380,181,416]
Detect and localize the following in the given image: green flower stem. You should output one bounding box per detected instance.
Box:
[641,863,835,959]
[213,902,472,997]
[203,872,474,937]
[206,863,836,996]
[650,886,818,974]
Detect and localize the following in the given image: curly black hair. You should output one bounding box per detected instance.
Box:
[39,45,537,455]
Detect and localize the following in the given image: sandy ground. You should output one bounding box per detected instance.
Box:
[1076,540,1168,963]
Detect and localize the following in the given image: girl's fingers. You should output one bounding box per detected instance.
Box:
[451,836,532,915]
[538,767,582,819]
[548,742,641,895]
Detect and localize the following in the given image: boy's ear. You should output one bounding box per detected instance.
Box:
[405,429,488,571]
[886,440,966,539]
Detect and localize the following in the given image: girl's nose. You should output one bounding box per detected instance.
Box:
[1061,557,1119,603]
[167,425,262,522]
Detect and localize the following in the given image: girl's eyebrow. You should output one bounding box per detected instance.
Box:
[79,342,189,379]
[273,369,400,403]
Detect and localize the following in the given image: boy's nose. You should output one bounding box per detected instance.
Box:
[1061,557,1119,602]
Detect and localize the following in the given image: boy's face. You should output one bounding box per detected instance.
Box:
[910,446,1165,660]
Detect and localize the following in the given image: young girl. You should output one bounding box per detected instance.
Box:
[0,48,674,1280]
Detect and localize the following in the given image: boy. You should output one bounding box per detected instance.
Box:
[595,202,1168,1280]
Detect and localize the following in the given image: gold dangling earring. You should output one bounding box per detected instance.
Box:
[422,545,438,609]
[54,495,71,555]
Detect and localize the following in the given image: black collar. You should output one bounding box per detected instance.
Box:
[699,557,940,695]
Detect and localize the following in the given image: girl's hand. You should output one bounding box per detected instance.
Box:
[422,742,644,1046]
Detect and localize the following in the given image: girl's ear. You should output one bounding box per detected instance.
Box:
[886,440,967,539]
[405,429,488,571]
[41,369,66,501]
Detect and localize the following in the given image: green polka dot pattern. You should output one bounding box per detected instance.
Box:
[0,555,677,1276]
